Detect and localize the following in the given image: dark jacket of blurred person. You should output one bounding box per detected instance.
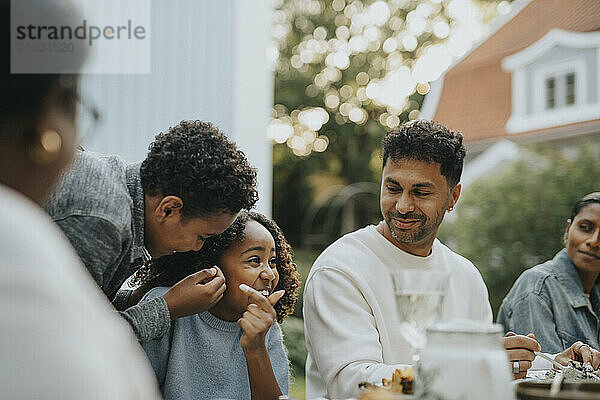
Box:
[0,0,161,398]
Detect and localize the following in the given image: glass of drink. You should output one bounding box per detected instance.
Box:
[391,269,449,359]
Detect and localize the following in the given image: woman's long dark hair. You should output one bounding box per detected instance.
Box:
[131,211,300,322]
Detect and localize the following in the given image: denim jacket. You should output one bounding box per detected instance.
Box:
[44,150,170,342]
[497,249,600,353]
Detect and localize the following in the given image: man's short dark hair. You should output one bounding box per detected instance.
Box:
[140,120,258,218]
[382,120,466,186]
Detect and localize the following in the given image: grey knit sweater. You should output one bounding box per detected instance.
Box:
[141,286,290,400]
[44,150,170,341]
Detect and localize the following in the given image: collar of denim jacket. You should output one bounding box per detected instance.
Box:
[552,249,598,309]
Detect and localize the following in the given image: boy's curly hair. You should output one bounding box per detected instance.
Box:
[140,120,258,218]
[382,120,466,186]
[131,211,300,322]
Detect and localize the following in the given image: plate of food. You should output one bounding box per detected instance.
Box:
[518,361,600,399]
[358,367,414,399]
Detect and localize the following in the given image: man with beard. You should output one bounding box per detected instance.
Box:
[302,120,539,399]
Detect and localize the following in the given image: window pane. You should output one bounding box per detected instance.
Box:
[566,72,575,105]
[545,77,555,109]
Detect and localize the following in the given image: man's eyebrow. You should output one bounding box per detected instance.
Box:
[241,246,266,255]
[413,182,435,189]
[384,178,435,189]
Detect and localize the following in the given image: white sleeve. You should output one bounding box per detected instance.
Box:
[1,289,160,399]
[304,268,408,399]
[468,266,494,323]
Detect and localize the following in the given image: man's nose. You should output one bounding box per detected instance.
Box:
[395,192,415,214]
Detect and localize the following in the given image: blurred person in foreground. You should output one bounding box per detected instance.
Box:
[303,120,541,399]
[133,211,300,399]
[44,120,258,342]
[0,0,161,398]
[498,192,600,367]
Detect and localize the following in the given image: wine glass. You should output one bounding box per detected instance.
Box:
[391,269,449,362]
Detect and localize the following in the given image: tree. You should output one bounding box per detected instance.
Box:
[271,0,505,244]
[439,141,600,318]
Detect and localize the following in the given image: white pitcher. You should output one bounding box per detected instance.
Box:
[416,319,515,400]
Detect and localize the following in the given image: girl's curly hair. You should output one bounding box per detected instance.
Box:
[131,211,300,322]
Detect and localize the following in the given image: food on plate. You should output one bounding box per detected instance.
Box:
[358,387,399,400]
[386,367,413,394]
[544,361,600,381]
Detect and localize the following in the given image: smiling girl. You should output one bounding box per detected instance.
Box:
[133,211,300,400]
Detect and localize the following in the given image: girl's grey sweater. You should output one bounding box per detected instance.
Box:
[140,286,289,400]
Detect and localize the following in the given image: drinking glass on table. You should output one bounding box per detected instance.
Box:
[391,269,449,361]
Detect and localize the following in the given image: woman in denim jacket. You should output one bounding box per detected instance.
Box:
[498,193,600,355]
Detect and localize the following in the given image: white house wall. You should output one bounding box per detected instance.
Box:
[79,0,273,216]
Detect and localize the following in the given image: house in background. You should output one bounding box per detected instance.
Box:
[421,0,600,184]
[79,0,274,215]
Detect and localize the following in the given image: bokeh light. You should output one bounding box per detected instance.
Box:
[272,0,502,155]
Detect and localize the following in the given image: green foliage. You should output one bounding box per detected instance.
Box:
[439,142,600,318]
[282,316,308,377]
[291,247,321,318]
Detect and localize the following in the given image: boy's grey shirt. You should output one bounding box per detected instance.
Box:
[44,150,170,341]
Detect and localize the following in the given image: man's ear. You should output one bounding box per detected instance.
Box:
[154,195,183,223]
[448,183,461,209]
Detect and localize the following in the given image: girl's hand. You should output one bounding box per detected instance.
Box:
[237,284,285,353]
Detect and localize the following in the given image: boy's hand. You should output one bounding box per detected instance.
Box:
[162,266,226,320]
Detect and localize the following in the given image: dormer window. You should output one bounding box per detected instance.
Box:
[502,29,600,134]
[543,69,578,110]
[532,57,586,116]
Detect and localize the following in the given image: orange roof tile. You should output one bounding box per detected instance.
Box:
[432,0,600,143]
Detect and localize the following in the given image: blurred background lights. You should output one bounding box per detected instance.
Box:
[267,120,294,144]
[401,35,417,51]
[366,1,390,26]
[412,44,452,82]
[313,26,328,40]
[335,25,350,40]
[416,82,430,95]
[302,129,317,143]
[433,21,450,39]
[332,0,345,12]
[356,71,369,85]
[386,114,400,128]
[408,109,420,120]
[298,107,329,131]
[325,93,340,109]
[313,136,329,152]
[497,1,511,15]
[382,37,397,53]
[332,52,350,69]
[348,107,367,124]
[273,0,501,154]
[339,84,353,98]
